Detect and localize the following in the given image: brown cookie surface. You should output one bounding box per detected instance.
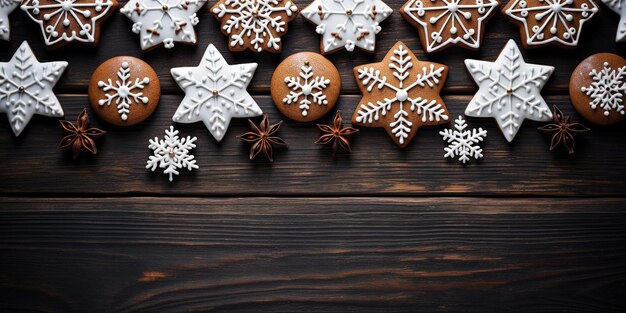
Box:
[271,52,340,122]
[570,53,626,125]
[88,56,160,126]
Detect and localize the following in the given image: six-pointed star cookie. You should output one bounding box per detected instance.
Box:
[301,0,393,54]
[171,44,263,141]
[602,0,626,42]
[400,0,499,53]
[21,0,118,49]
[121,0,207,51]
[0,0,19,41]
[352,41,450,148]
[0,41,68,136]
[503,0,598,48]
[465,39,554,142]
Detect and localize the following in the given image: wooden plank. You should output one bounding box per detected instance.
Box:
[1,197,625,312]
[0,1,623,94]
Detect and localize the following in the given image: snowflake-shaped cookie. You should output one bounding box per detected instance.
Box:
[97,61,150,121]
[171,44,263,141]
[121,0,206,50]
[400,0,499,53]
[0,41,67,136]
[211,0,298,52]
[465,39,553,142]
[146,126,198,182]
[503,0,598,48]
[581,62,626,117]
[21,0,117,48]
[352,41,450,148]
[440,115,487,163]
[283,62,330,117]
[602,0,626,42]
[301,0,393,54]
[0,0,19,41]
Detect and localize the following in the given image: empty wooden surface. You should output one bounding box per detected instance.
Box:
[1,0,625,312]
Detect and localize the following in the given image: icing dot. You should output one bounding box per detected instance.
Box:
[396,89,408,102]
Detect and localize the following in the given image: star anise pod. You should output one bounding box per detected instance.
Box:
[58,108,106,159]
[315,111,359,153]
[238,114,287,162]
[538,106,589,154]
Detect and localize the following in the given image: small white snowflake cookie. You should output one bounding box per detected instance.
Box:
[0,41,67,136]
[146,126,198,182]
[440,115,487,164]
[0,0,19,41]
[301,0,393,54]
[465,39,553,142]
[171,44,263,141]
[602,0,626,42]
[121,0,207,51]
[211,0,298,53]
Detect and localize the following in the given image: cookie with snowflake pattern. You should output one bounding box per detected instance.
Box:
[400,0,499,53]
[352,41,450,148]
[0,0,19,41]
[503,0,598,49]
[570,53,626,125]
[88,56,161,126]
[271,52,340,122]
[121,0,207,51]
[301,0,393,54]
[211,0,298,53]
[602,0,626,42]
[21,0,118,49]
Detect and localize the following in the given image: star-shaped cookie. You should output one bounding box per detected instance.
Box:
[465,39,553,142]
[0,0,19,41]
[0,41,68,136]
[171,44,263,141]
[602,0,626,42]
[352,41,450,148]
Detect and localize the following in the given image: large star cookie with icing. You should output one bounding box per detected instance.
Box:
[400,0,499,53]
[211,0,298,53]
[0,41,67,136]
[301,0,393,54]
[601,0,626,42]
[121,0,207,51]
[21,0,118,49]
[171,44,263,141]
[0,0,19,41]
[465,39,554,142]
[352,41,450,148]
[503,0,598,48]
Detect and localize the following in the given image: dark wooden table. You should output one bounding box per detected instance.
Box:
[2,1,626,312]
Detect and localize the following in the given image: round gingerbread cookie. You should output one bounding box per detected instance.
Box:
[570,53,626,125]
[271,52,340,122]
[88,57,160,126]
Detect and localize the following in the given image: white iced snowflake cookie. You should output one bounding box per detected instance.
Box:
[146,126,198,182]
[171,44,263,141]
[301,0,393,54]
[601,0,626,42]
[440,115,487,164]
[0,41,67,136]
[121,0,207,51]
[0,0,19,41]
[465,39,553,142]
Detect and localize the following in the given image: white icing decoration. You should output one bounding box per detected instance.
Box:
[0,0,19,41]
[0,41,67,136]
[504,0,598,47]
[440,115,487,163]
[171,44,263,142]
[301,0,392,53]
[146,125,198,182]
[212,0,298,52]
[121,0,207,50]
[21,0,116,46]
[97,61,150,121]
[601,0,626,42]
[283,64,330,117]
[465,39,553,142]
[402,0,498,53]
[581,61,626,117]
[355,43,449,145]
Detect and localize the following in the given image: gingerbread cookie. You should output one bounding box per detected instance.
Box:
[0,0,19,41]
[301,0,393,54]
[88,56,160,126]
[503,0,598,49]
[121,0,207,51]
[21,0,118,49]
[352,41,450,148]
[400,0,499,53]
[602,0,626,42]
[570,53,626,125]
[271,52,340,122]
[211,0,298,53]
